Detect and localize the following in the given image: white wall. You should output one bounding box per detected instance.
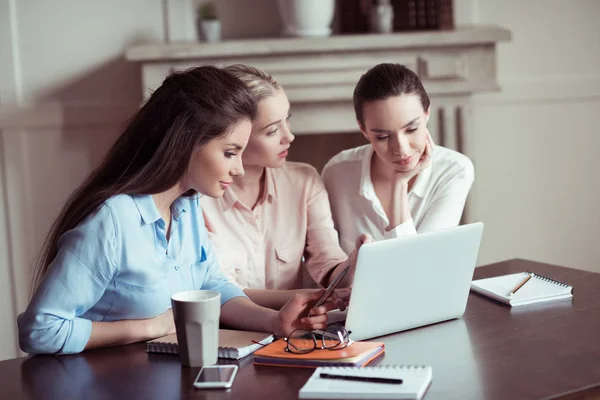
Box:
[0,0,598,361]
[0,0,165,360]
[470,0,600,270]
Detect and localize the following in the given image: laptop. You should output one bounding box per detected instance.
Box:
[340,222,484,341]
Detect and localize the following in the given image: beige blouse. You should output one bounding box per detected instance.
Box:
[201,162,348,290]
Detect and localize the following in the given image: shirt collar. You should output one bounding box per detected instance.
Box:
[132,194,161,225]
[221,168,278,212]
[359,144,432,199]
[222,187,238,212]
[132,194,189,224]
[263,167,278,202]
[171,196,189,220]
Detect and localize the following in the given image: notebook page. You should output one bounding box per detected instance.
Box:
[471,272,572,305]
[299,366,432,400]
[511,274,572,303]
[472,273,529,299]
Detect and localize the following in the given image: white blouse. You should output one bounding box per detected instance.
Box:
[322,144,474,254]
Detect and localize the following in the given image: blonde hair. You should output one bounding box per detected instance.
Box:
[223,64,280,103]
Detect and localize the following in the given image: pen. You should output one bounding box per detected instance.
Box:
[319,373,403,384]
[510,273,533,295]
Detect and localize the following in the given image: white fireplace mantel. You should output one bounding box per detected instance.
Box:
[125,25,511,142]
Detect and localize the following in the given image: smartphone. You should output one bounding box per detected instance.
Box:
[309,265,351,315]
[193,365,238,389]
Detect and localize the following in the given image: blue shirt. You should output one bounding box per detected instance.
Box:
[17,194,245,355]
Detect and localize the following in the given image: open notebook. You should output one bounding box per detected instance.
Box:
[299,366,432,400]
[146,329,274,360]
[471,271,573,306]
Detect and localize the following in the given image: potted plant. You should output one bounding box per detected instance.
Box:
[196,1,221,43]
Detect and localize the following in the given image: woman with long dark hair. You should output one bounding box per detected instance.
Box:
[18,66,341,355]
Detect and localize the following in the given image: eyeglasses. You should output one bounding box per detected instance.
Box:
[283,324,353,354]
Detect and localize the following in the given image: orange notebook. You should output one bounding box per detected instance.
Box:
[253,339,385,368]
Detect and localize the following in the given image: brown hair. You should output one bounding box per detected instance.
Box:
[353,63,430,127]
[33,66,257,289]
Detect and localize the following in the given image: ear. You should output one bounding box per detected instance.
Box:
[424,107,430,125]
[357,120,370,141]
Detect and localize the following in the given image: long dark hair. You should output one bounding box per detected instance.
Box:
[353,63,430,127]
[33,66,257,289]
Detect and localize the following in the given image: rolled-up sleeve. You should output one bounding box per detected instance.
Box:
[384,218,418,239]
[17,205,118,355]
[196,212,246,304]
[304,171,348,286]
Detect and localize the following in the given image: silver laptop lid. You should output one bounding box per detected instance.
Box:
[345,222,484,341]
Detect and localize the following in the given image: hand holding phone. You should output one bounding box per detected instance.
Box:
[193,365,238,389]
[308,265,350,316]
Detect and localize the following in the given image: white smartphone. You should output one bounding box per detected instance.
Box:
[193,365,238,389]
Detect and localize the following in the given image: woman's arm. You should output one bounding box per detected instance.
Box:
[386,133,434,234]
[243,288,315,309]
[386,180,416,234]
[302,168,352,286]
[85,309,174,351]
[221,290,341,337]
[18,205,125,355]
[413,167,474,233]
[386,155,474,237]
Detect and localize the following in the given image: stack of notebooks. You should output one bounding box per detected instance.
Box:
[299,365,433,400]
[146,329,274,360]
[471,271,573,307]
[253,339,384,368]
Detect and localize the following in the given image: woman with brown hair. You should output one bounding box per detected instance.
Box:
[18,66,341,355]
[323,63,474,253]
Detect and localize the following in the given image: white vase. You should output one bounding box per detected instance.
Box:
[197,19,221,43]
[276,0,335,37]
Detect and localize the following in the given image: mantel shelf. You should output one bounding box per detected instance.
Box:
[125,24,511,137]
[126,25,511,62]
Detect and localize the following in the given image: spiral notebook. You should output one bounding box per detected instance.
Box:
[146,329,274,360]
[299,366,433,399]
[471,271,573,307]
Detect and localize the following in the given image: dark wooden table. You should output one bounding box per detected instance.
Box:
[2,259,600,400]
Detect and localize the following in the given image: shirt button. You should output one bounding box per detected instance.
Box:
[174,265,180,271]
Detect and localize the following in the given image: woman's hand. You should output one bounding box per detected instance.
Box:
[347,233,375,271]
[274,290,343,337]
[332,288,352,309]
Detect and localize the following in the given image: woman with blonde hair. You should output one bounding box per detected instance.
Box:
[201,64,370,310]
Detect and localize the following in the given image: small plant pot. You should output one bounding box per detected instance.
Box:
[197,19,221,43]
